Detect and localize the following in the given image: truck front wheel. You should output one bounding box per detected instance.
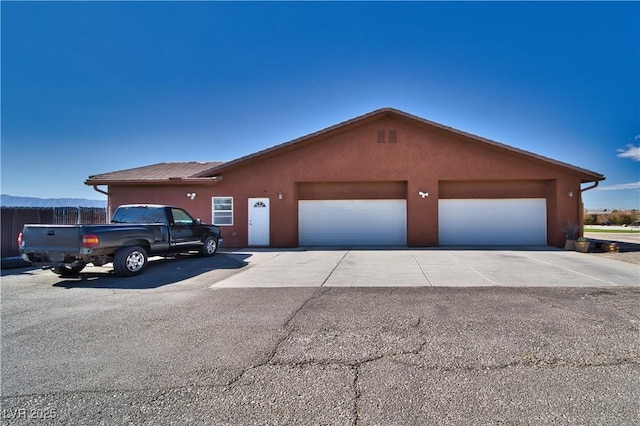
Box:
[199,236,218,257]
[114,246,147,276]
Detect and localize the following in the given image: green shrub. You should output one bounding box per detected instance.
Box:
[585,210,639,226]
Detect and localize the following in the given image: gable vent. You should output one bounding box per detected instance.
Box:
[388,129,397,143]
[376,129,398,143]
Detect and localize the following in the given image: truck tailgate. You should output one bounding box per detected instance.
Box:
[21,225,83,253]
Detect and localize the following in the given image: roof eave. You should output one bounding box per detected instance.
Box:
[84,177,222,186]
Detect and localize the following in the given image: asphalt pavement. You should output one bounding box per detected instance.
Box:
[1,249,639,425]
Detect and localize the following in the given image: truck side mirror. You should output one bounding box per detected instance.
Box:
[194,218,202,225]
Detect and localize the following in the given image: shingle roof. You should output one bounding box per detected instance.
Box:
[86,162,224,184]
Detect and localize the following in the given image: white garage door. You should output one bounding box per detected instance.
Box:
[299,200,407,246]
[439,199,547,245]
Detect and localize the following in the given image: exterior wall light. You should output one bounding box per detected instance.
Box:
[418,191,429,198]
[567,190,574,198]
[187,192,197,200]
[278,192,283,200]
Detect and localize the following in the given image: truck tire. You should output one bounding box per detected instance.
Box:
[52,263,86,277]
[114,246,147,276]
[199,236,218,257]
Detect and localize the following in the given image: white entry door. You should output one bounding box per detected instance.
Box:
[248,198,270,246]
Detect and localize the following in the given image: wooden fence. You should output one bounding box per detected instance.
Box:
[1,207,107,258]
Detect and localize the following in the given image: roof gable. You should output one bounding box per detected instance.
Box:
[196,108,604,182]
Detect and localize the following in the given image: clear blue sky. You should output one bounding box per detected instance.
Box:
[2,1,639,209]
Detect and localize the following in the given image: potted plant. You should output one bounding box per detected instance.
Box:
[575,237,590,253]
[561,222,580,250]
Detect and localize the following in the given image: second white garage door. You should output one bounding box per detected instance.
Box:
[439,198,547,245]
[299,200,407,246]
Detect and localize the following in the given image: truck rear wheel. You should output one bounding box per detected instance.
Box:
[114,246,147,276]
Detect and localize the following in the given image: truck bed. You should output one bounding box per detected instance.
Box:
[20,223,169,262]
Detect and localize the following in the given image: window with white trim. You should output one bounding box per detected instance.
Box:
[212,197,233,225]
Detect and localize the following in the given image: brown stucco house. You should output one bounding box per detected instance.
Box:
[86,108,604,248]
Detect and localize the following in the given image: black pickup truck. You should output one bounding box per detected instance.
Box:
[19,205,222,277]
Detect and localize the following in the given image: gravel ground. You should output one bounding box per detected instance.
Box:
[584,238,640,265]
[589,251,640,265]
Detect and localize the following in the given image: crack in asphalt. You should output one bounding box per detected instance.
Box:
[5,357,636,400]
[351,365,361,426]
[218,285,639,425]
[4,331,637,426]
[217,285,639,425]
[6,287,636,424]
[223,287,332,389]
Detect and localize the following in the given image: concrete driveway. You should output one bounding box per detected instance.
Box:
[214,247,640,288]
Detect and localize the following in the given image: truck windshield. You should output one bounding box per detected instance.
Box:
[112,207,167,224]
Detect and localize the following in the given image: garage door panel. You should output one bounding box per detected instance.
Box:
[439,199,546,245]
[299,200,406,246]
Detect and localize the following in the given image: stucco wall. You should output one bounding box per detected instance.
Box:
[104,115,586,248]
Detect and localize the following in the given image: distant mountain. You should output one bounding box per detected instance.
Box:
[1,194,107,208]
